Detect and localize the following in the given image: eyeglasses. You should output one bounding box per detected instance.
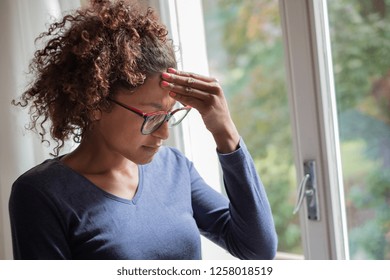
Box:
[108,97,191,135]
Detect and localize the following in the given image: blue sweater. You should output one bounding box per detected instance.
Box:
[9,139,277,260]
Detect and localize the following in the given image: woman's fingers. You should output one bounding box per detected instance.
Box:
[162,69,221,98]
[167,68,218,84]
[160,68,228,122]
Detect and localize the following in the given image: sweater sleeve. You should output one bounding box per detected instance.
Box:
[191,138,278,260]
[8,180,72,260]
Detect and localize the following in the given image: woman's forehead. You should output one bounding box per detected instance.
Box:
[117,75,175,110]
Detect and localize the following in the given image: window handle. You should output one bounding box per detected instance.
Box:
[293,160,320,221]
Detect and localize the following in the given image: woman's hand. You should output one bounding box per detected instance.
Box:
[160,68,240,153]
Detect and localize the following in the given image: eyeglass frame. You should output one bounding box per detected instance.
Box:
[107,97,192,135]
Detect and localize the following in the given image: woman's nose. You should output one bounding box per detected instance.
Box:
[151,121,169,140]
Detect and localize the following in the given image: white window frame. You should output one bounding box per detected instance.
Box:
[279,0,349,259]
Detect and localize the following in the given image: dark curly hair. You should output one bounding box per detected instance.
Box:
[13,0,177,156]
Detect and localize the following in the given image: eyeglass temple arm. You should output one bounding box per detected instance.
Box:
[107,97,146,118]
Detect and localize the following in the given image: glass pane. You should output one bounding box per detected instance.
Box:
[327,0,390,260]
[202,0,302,256]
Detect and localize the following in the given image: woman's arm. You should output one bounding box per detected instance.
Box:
[161,69,277,259]
[190,139,278,260]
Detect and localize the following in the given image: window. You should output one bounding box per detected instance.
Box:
[159,0,390,259]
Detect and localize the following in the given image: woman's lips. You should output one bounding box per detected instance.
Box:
[142,145,161,153]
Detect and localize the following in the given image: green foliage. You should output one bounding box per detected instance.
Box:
[341,141,390,259]
[328,0,390,259]
[328,0,390,112]
[349,219,387,259]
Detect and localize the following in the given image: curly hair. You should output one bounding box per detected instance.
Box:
[13,0,177,156]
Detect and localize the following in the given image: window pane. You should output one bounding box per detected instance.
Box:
[328,0,390,260]
[202,0,302,255]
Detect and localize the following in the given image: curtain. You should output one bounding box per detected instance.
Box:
[0,0,81,260]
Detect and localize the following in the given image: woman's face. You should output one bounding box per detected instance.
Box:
[95,74,175,164]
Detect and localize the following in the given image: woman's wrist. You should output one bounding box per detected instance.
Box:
[213,123,241,154]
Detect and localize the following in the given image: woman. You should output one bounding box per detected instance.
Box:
[9,0,277,260]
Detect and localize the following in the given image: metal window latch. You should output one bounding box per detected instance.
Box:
[293,160,320,221]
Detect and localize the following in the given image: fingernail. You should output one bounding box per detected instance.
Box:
[167,68,176,74]
[161,72,170,79]
[169,91,176,97]
[161,81,170,87]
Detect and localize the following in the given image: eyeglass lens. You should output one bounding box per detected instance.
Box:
[142,108,190,134]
